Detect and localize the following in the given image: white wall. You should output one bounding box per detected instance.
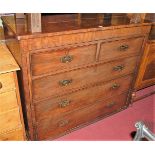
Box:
[0,18,2,27]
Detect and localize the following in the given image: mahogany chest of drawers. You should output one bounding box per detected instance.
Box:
[2,14,151,140]
[0,43,26,140]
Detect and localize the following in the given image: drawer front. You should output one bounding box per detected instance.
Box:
[32,57,137,101]
[31,44,97,76]
[35,74,133,121]
[37,92,128,140]
[0,127,24,141]
[0,90,18,113]
[0,108,21,133]
[0,72,15,93]
[99,37,143,61]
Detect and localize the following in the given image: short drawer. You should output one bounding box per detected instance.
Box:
[0,108,21,133]
[0,90,18,113]
[99,37,143,61]
[36,92,128,140]
[0,72,15,93]
[0,127,24,141]
[31,44,97,76]
[32,57,137,101]
[35,74,133,121]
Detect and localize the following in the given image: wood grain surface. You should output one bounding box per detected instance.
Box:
[1,14,151,140]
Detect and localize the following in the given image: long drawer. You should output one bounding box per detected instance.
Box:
[32,57,137,101]
[99,37,143,62]
[31,44,97,76]
[36,92,128,140]
[35,74,133,121]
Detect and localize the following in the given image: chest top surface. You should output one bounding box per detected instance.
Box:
[1,14,152,40]
[0,43,19,74]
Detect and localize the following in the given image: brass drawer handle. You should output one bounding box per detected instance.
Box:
[111,83,120,89]
[113,65,125,71]
[59,79,72,86]
[58,120,69,127]
[119,45,129,51]
[59,99,70,108]
[106,102,116,108]
[0,82,2,89]
[60,55,73,63]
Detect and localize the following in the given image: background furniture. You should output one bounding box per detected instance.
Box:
[1,13,151,140]
[0,43,26,140]
[135,14,155,90]
[134,14,155,102]
[135,40,155,90]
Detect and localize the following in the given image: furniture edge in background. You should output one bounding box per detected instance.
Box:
[0,43,26,141]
